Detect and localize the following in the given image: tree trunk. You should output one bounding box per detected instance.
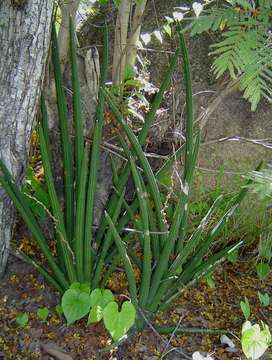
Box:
[112,0,132,85]
[126,0,148,67]
[0,0,53,276]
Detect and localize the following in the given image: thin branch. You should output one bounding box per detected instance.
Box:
[138,308,192,360]
[160,316,184,359]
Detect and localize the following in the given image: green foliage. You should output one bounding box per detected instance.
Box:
[88,288,114,324]
[190,166,268,252]
[247,165,272,199]
[96,0,121,6]
[240,296,251,320]
[256,262,270,281]
[55,304,63,316]
[0,18,254,331]
[227,248,239,263]
[103,301,136,342]
[62,284,92,325]
[37,307,49,321]
[257,292,270,307]
[246,165,272,262]
[0,14,179,295]
[60,283,135,341]
[16,313,29,327]
[190,0,272,110]
[258,232,272,263]
[102,31,254,318]
[205,273,216,288]
[23,167,50,220]
[241,321,271,359]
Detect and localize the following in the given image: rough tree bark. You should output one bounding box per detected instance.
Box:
[0,0,54,276]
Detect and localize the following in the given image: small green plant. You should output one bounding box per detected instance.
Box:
[61,283,92,325]
[16,313,29,327]
[37,307,49,321]
[55,304,63,316]
[227,248,239,263]
[246,165,272,264]
[205,272,216,289]
[103,301,136,342]
[0,19,257,337]
[256,262,270,281]
[60,282,135,341]
[0,18,179,296]
[241,321,271,360]
[247,165,272,200]
[257,292,270,307]
[88,288,114,324]
[190,167,266,250]
[240,297,251,320]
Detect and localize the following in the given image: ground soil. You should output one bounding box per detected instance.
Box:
[0,248,271,360]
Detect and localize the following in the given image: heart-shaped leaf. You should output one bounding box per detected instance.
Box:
[192,2,203,17]
[16,313,29,327]
[70,282,90,294]
[37,307,49,321]
[62,289,91,325]
[90,288,114,308]
[241,321,271,360]
[103,301,136,342]
[153,30,163,43]
[88,289,115,325]
[88,305,103,324]
[240,297,251,320]
[141,33,151,45]
[173,12,184,22]
[258,292,270,307]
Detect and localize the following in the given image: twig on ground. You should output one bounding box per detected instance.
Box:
[202,135,272,150]
[138,308,192,360]
[160,315,184,359]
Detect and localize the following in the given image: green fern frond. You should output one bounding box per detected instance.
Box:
[190,7,241,36]
[191,0,272,110]
[239,44,272,110]
[210,28,258,78]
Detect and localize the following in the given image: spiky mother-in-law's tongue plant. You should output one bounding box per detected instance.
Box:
[0,18,258,336]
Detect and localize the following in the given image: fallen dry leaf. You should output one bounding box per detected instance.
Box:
[41,342,73,360]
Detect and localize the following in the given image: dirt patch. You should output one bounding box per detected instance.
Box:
[0,251,271,359]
